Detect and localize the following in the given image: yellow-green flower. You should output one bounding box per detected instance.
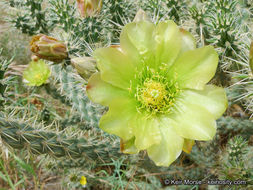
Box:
[23,60,50,86]
[86,18,228,166]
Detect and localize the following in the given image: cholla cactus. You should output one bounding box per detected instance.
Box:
[219,136,252,182]
[0,49,13,106]
[48,0,76,32]
[9,0,50,35]
[103,0,137,26]
[141,0,187,24]
[67,16,112,55]
[205,0,242,57]
[51,65,103,126]
[102,0,137,42]
[0,117,121,162]
[190,0,243,56]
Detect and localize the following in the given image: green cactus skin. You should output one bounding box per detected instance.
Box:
[0,118,121,163]
[9,0,50,35]
[51,65,104,128]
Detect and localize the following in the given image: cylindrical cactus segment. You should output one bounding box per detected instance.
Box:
[0,118,121,163]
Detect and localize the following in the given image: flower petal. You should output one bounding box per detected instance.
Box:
[154,20,182,68]
[120,20,156,67]
[180,85,228,119]
[99,98,137,140]
[94,47,135,89]
[179,28,196,53]
[168,101,217,141]
[168,46,218,90]
[120,137,139,154]
[182,139,195,154]
[132,114,161,150]
[86,72,129,106]
[147,121,184,166]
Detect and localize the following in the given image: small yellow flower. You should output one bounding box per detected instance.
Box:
[23,60,51,86]
[80,176,87,187]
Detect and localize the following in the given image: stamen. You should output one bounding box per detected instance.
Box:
[132,66,180,115]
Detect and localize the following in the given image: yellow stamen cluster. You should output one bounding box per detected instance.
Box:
[35,74,42,80]
[141,80,167,109]
[133,66,180,115]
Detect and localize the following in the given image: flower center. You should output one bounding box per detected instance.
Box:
[141,80,166,107]
[130,66,180,115]
[35,74,42,80]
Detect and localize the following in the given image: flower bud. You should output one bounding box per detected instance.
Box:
[76,0,102,18]
[250,42,253,74]
[30,34,68,62]
[71,57,97,79]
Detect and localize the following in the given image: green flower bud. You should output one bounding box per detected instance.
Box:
[76,0,102,18]
[23,60,51,86]
[30,34,68,62]
[71,57,97,79]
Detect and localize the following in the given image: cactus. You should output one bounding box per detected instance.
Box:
[51,65,104,127]
[206,0,242,57]
[218,136,253,187]
[9,0,50,35]
[0,117,121,163]
[44,82,71,106]
[48,0,76,32]
[189,4,211,44]
[0,49,13,107]
[67,16,112,56]
[217,116,253,140]
[190,0,244,58]
[102,0,137,42]
[141,0,187,24]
